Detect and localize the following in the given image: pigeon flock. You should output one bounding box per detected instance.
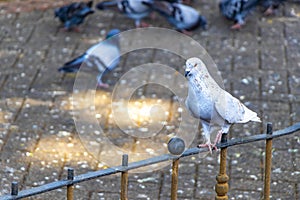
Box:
[56,0,290,88]
[55,0,290,149]
[54,0,288,31]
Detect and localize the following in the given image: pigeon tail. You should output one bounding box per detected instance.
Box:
[78,7,94,17]
[241,105,261,123]
[96,0,118,10]
[58,54,86,73]
[251,116,262,123]
[58,65,80,73]
[185,15,207,31]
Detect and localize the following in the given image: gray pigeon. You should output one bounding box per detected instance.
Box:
[184,57,261,152]
[161,0,192,4]
[144,1,207,33]
[97,0,153,27]
[219,0,260,29]
[54,1,94,31]
[260,0,285,15]
[58,29,120,88]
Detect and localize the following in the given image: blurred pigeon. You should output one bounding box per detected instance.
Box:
[58,29,120,88]
[97,0,153,27]
[260,0,285,15]
[184,57,261,152]
[145,1,207,33]
[55,1,94,31]
[163,0,192,4]
[219,0,259,29]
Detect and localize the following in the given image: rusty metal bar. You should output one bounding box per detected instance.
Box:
[121,154,129,200]
[11,182,18,196]
[215,134,229,200]
[264,123,273,200]
[67,168,74,200]
[171,159,180,200]
[217,122,300,148]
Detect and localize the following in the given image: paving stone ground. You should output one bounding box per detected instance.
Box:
[0,0,300,200]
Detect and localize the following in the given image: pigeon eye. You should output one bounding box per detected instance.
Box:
[194,63,197,68]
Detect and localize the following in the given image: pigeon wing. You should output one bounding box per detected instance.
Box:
[215,91,260,124]
[214,91,246,124]
[144,1,173,17]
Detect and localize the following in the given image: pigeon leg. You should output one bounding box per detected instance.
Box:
[137,22,150,28]
[150,12,156,20]
[213,130,223,146]
[135,19,150,28]
[231,23,242,30]
[97,82,110,88]
[181,29,193,36]
[264,7,274,15]
[72,26,81,33]
[60,27,70,32]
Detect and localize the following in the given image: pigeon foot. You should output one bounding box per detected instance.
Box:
[60,27,81,32]
[137,22,150,28]
[60,27,70,32]
[198,142,218,154]
[181,29,193,36]
[72,26,81,33]
[97,82,110,88]
[231,23,242,30]
[264,7,274,15]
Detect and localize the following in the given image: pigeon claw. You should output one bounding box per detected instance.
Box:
[198,142,218,154]
[231,23,242,30]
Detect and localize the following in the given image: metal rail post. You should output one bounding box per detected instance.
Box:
[67,168,74,200]
[11,182,18,196]
[215,134,229,200]
[264,123,273,200]
[121,154,129,200]
[171,159,180,200]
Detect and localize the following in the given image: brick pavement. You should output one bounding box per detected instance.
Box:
[0,0,300,199]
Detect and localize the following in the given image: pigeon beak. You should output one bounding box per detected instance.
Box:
[185,71,190,77]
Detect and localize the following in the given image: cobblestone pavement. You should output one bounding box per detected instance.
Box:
[0,0,300,199]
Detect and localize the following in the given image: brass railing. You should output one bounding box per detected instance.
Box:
[0,122,299,200]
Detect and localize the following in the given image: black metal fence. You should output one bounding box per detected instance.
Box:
[1,122,299,200]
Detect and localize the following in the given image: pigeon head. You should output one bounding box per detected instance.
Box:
[184,57,205,78]
[106,29,121,39]
[198,15,207,30]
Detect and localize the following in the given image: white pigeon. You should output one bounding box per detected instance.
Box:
[184,57,261,152]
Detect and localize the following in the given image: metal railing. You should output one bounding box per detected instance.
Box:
[1,122,300,200]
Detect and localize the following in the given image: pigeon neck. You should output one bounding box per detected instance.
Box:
[190,67,221,92]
